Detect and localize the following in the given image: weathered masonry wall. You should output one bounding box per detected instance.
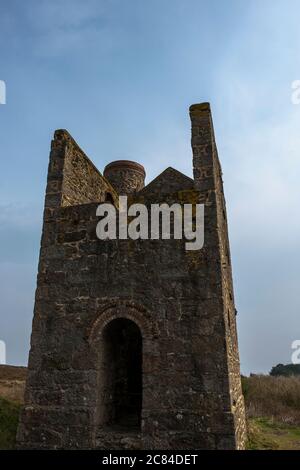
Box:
[190,103,246,448]
[17,104,246,450]
[104,160,146,195]
[45,129,117,209]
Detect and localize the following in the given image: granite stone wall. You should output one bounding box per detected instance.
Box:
[17,104,246,450]
[190,103,246,449]
[45,129,118,210]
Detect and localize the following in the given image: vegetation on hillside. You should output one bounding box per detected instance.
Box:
[242,374,300,449]
[1,365,300,449]
[247,417,300,450]
[270,363,300,377]
[0,397,21,449]
[242,374,300,425]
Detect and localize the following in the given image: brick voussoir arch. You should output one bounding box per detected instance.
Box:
[88,300,156,343]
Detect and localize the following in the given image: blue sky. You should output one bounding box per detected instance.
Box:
[0,0,300,374]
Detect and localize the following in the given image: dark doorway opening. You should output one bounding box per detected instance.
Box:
[101,318,142,430]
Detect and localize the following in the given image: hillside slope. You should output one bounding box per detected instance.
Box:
[0,365,26,449]
[0,365,26,403]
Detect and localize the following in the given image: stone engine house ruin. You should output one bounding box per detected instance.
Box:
[17,103,246,449]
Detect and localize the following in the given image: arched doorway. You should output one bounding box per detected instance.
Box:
[97,318,142,430]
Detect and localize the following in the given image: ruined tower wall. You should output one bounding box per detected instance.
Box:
[17,104,246,450]
[190,103,246,448]
[45,129,117,209]
[18,196,243,449]
[17,131,118,448]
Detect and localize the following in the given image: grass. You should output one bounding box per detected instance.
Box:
[247,417,300,450]
[0,397,21,449]
[242,375,300,425]
[242,375,300,449]
[1,367,300,449]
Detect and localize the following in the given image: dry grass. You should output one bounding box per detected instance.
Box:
[0,365,26,404]
[242,375,300,426]
[0,365,27,381]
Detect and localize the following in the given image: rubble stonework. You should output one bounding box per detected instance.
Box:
[17,103,246,449]
[104,160,146,195]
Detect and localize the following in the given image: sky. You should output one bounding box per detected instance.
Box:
[0,0,299,375]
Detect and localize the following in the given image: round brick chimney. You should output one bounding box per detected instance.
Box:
[103,160,145,195]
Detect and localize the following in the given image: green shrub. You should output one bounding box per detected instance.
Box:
[270,363,300,377]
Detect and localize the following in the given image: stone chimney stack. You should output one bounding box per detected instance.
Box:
[189,102,220,192]
[103,160,145,195]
